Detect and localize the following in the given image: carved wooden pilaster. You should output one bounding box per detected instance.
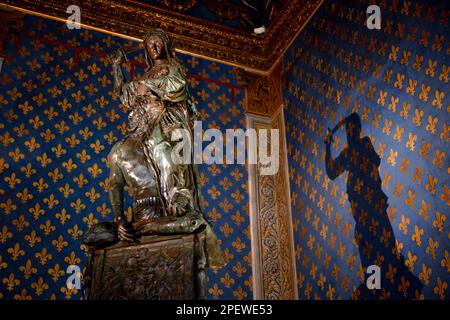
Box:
[270,106,298,300]
[238,60,283,116]
[245,59,297,299]
[246,108,297,300]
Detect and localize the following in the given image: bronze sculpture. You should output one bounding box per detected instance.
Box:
[83,29,225,299]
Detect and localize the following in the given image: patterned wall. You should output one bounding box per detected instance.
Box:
[0,15,252,300]
[284,0,449,299]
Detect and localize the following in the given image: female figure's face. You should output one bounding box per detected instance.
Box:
[146,36,165,60]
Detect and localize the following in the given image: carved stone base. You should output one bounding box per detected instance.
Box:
[84,233,205,300]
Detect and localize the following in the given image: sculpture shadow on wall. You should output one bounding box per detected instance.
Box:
[324,112,423,300]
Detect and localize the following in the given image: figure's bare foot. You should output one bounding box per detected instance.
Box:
[118,221,134,242]
[133,215,205,235]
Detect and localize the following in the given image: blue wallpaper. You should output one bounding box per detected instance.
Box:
[284,0,449,300]
[0,15,251,300]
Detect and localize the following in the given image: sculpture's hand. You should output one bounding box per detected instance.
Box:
[167,204,186,216]
[112,47,126,65]
[166,189,192,216]
[117,220,135,242]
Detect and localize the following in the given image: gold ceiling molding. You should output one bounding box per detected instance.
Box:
[0,0,323,73]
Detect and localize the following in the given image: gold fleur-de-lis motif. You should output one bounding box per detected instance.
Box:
[438,65,449,83]
[440,124,449,142]
[31,277,49,296]
[24,230,42,248]
[21,163,36,178]
[0,158,10,174]
[28,203,45,220]
[48,264,65,282]
[0,226,13,244]
[387,149,398,167]
[12,215,29,232]
[8,148,25,163]
[425,174,438,195]
[65,134,80,149]
[405,189,416,209]
[4,172,21,189]
[19,259,37,280]
[398,275,411,297]
[79,127,94,141]
[405,133,417,151]
[432,90,444,109]
[52,235,68,253]
[75,151,91,164]
[8,243,25,262]
[2,273,20,291]
[55,208,71,225]
[89,140,105,154]
[70,198,86,213]
[64,252,81,266]
[61,159,77,174]
[39,220,56,237]
[425,60,437,78]
[54,120,70,134]
[399,158,410,173]
[411,225,424,246]
[418,84,431,102]
[48,168,64,183]
[35,248,53,266]
[433,277,448,300]
[425,115,438,134]
[43,194,59,209]
[16,188,33,203]
[84,187,100,203]
[36,152,52,167]
[398,215,410,235]
[82,213,98,228]
[432,149,445,169]
[60,287,78,300]
[412,108,424,126]
[58,184,74,199]
[0,131,15,147]
[432,211,446,232]
[208,283,223,299]
[399,102,410,120]
[0,256,8,271]
[441,250,450,273]
[426,237,439,259]
[102,131,118,146]
[441,185,450,206]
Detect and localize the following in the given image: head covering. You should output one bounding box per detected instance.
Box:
[143,28,178,71]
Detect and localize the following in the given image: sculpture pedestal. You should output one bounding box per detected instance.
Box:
[85,233,206,300]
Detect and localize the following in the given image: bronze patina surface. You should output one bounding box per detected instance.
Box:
[83,28,225,300]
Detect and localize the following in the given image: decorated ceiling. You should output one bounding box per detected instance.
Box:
[139,0,285,32]
[0,0,324,72]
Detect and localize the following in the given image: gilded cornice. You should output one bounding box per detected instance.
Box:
[0,0,323,73]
